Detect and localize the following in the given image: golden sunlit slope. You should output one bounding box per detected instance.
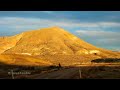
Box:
[1,26,101,55]
[0,26,120,58]
[0,54,52,66]
[0,33,23,53]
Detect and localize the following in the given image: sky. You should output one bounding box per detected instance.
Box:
[0,11,120,51]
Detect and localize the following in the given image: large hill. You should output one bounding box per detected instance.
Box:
[0,26,120,66]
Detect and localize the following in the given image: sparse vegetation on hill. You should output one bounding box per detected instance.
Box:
[91,58,120,63]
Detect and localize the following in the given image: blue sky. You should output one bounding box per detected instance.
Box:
[0,11,120,51]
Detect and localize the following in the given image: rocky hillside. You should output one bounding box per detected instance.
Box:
[0,26,115,56]
[0,26,120,66]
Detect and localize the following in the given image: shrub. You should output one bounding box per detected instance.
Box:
[91,58,120,63]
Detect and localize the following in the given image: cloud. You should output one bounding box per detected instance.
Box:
[0,17,97,27]
[76,30,120,50]
[98,22,120,27]
[76,30,120,39]
[0,17,103,28]
[40,11,54,14]
[1,17,120,30]
[0,17,100,33]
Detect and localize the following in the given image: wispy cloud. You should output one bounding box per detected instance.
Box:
[76,30,120,50]
[0,17,99,28]
[76,30,120,39]
[40,11,54,14]
[98,22,120,27]
[1,17,120,29]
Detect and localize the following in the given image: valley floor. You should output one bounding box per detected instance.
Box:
[29,64,120,79]
[1,64,120,79]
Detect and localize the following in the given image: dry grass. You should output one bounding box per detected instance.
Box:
[0,54,52,66]
[79,65,120,79]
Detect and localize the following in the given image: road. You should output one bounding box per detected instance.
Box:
[31,67,80,79]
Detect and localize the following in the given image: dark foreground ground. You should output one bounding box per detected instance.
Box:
[1,63,120,79]
[28,64,120,79]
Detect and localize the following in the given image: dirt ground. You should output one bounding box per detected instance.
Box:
[15,64,120,79]
[1,63,120,79]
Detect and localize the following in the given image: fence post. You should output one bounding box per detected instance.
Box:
[11,70,14,79]
[79,67,82,79]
